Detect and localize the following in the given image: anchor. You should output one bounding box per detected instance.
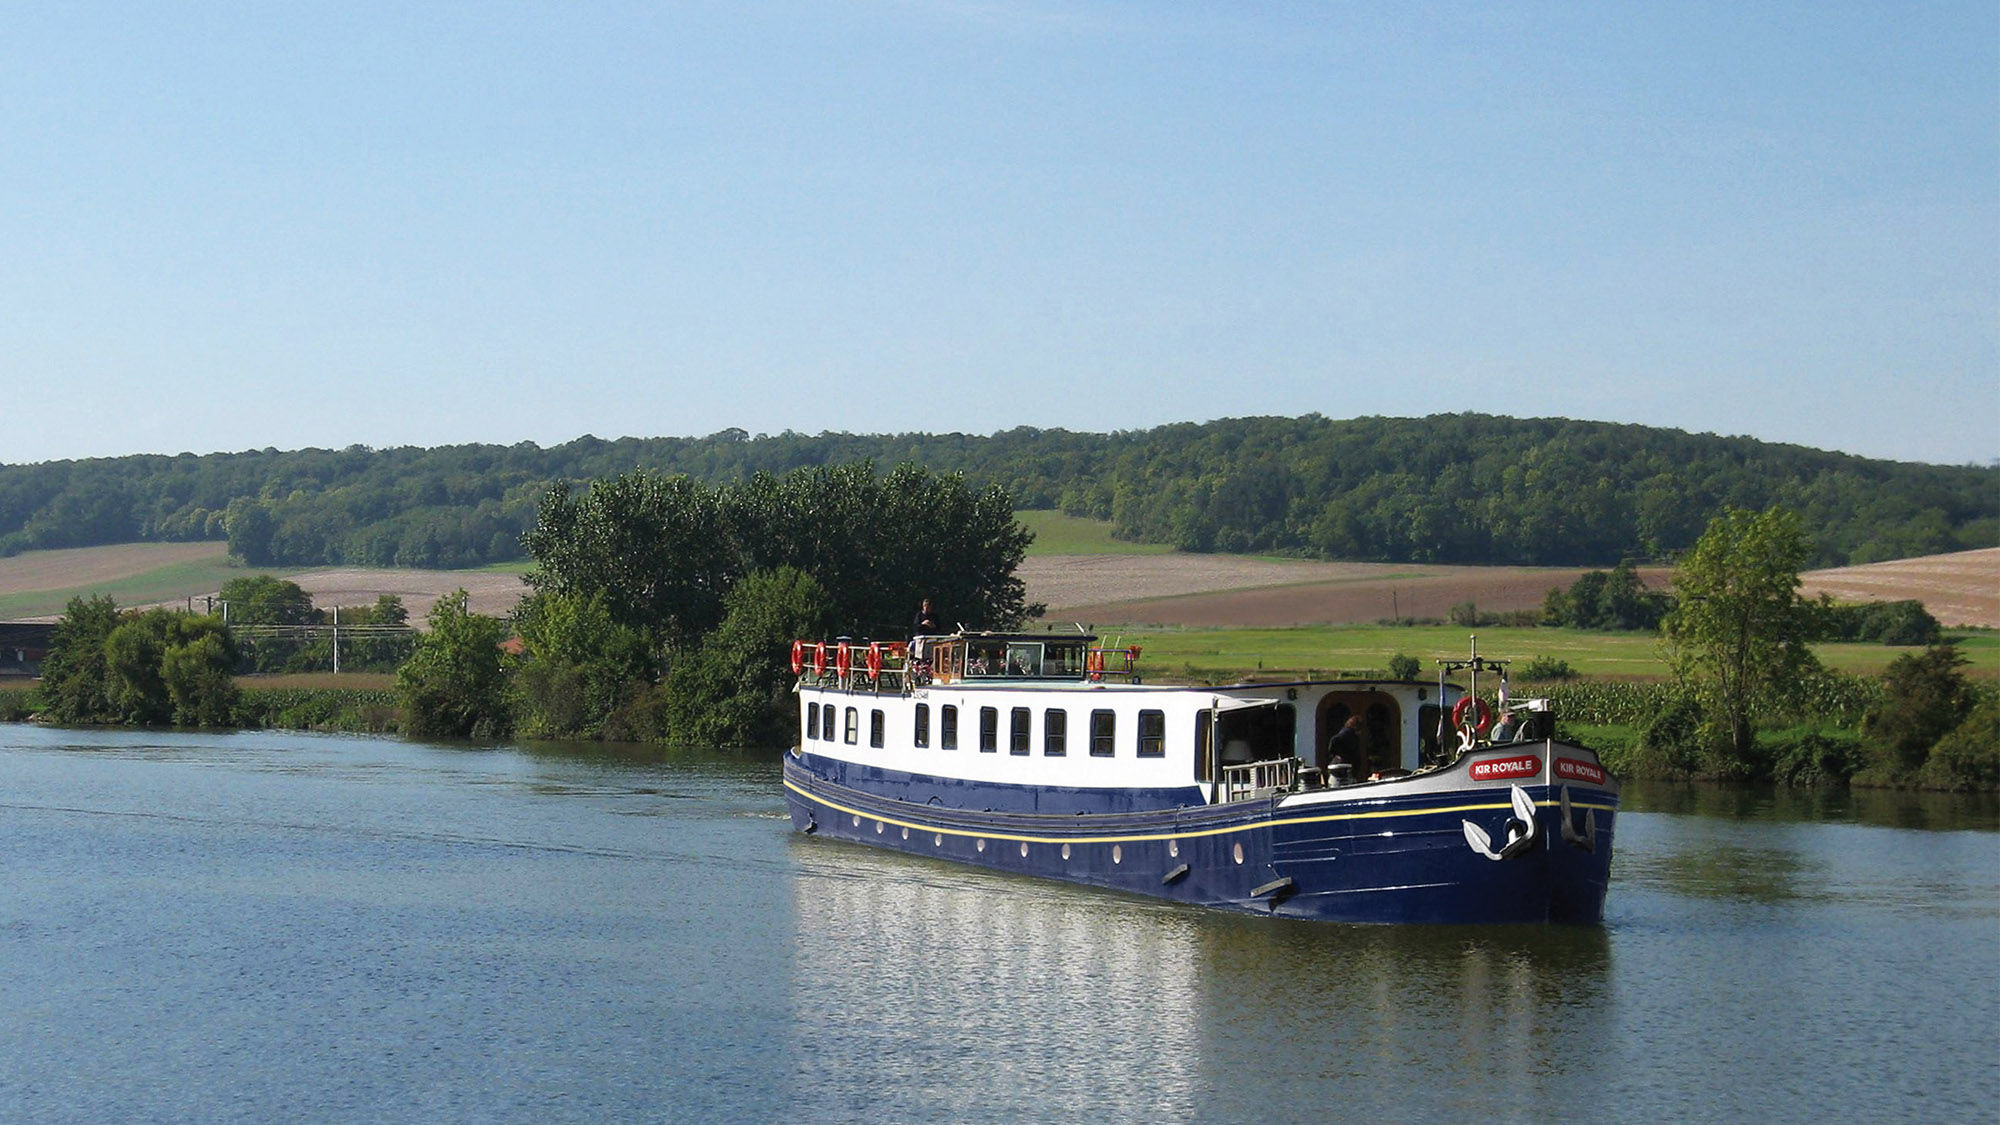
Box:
[1462,785,1540,861]
[1559,785,1597,852]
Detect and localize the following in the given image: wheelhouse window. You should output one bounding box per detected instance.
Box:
[1010,708,1031,754]
[914,703,931,748]
[979,706,998,752]
[870,709,885,749]
[966,641,1008,678]
[1138,710,1166,757]
[1042,643,1087,678]
[1090,710,1115,757]
[1044,709,1067,756]
[806,702,819,740]
[843,707,859,745]
[941,705,959,750]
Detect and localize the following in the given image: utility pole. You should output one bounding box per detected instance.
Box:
[331,606,340,675]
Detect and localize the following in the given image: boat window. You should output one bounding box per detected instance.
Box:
[1090,710,1115,757]
[806,702,818,741]
[966,640,1008,678]
[979,707,998,752]
[1005,643,1041,677]
[1137,709,1165,757]
[1044,709,1067,755]
[1010,707,1031,754]
[823,705,837,742]
[914,703,931,748]
[1043,643,1086,678]
[870,709,885,748]
[941,705,958,750]
[843,707,859,745]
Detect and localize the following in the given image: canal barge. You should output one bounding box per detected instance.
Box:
[782,632,1617,924]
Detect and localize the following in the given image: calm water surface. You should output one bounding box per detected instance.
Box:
[2,726,1994,1123]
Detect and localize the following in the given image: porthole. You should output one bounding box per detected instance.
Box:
[852,814,861,828]
[1019,842,1029,858]
[934,833,944,847]
[1168,839,1180,859]
[1112,844,1123,864]
[976,838,987,853]
[1061,843,1072,860]
[875,821,884,835]
[901,827,910,841]
[1233,842,1245,865]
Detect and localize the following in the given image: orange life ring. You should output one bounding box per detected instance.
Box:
[866,642,883,677]
[790,640,804,676]
[836,641,852,677]
[1453,695,1492,735]
[812,642,827,676]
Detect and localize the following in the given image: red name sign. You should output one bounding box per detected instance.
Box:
[1469,755,1541,781]
[1555,757,1607,785]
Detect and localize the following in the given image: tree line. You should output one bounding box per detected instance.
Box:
[399,462,1033,745]
[1,415,1992,569]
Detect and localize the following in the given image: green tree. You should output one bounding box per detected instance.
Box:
[512,590,654,738]
[523,473,738,652]
[40,594,120,723]
[663,567,832,746]
[160,618,240,726]
[1919,698,2000,791]
[1862,644,1978,776]
[1661,506,1823,761]
[396,590,512,738]
[217,575,316,625]
[104,611,172,723]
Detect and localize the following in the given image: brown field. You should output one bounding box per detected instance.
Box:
[1,542,1991,632]
[0,541,228,591]
[0,541,530,622]
[1800,548,2000,628]
[277,568,531,621]
[1023,555,1672,628]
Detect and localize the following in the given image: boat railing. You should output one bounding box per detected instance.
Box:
[792,639,912,694]
[1086,644,1142,683]
[1220,757,1296,802]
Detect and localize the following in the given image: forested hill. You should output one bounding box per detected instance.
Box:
[1,415,1992,570]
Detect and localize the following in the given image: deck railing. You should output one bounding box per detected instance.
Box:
[1220,757,1297,802]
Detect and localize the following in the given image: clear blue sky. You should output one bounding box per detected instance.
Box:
[5,2,1994,467]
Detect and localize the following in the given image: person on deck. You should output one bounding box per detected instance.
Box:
[1491,711,1519,743]
[1322,716,1362,785]
[911,599,938,665]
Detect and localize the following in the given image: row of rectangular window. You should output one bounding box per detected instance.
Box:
[804,702,886,747]
[807,701,1164,757]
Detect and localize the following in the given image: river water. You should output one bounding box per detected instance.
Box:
[1,726,1994,1124]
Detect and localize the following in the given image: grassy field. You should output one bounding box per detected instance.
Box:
[0,555,288,620]
[1109,624,2000,684]
[1016,510,1175,556]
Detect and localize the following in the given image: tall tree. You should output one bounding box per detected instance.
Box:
[40,595,120,723]
[1661,506,1823,759]
[396,590,512,738]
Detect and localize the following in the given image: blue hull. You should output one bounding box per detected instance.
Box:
[783,751,1616,925]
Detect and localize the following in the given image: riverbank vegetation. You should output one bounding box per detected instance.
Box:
[12,488,1992,791]
[2,415,1992,571]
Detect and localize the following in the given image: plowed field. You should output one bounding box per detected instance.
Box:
[1021,555,1672,628]
[1801,548,2000,628]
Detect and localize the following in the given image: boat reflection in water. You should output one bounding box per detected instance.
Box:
[784,838,1612,1120]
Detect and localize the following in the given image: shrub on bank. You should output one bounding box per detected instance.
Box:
[236,687,401,733]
